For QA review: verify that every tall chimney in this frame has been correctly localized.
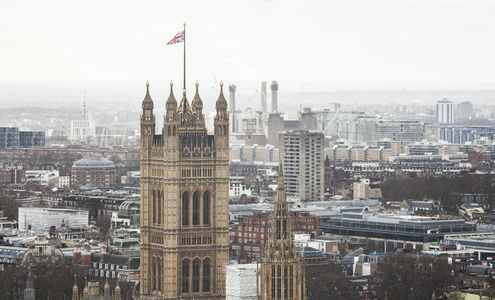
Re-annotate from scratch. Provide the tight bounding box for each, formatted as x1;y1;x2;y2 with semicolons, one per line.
261;82;267;112
228;84;236;111
270;80;278;112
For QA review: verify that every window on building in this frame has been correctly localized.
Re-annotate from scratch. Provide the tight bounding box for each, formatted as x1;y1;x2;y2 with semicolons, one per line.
193;191;200;226
192;258;200;293
203;191;210;225
203;258;211;292
182;259;190;294
182;192;189;226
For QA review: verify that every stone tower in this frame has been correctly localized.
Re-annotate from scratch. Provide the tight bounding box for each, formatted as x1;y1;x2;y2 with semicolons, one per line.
259;165;305;300
140;80;229;298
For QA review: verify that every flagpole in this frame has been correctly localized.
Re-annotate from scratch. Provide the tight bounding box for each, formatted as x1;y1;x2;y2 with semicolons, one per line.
183;22;186;91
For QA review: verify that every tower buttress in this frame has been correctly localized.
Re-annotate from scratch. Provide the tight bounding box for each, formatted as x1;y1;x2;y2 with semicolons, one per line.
140;81;156;146
191;81;205;127
164;81;179;139
214;81;229;152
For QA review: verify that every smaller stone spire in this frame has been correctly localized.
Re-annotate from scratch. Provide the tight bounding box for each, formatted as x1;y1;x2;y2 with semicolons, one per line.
114;281;122;300
104;277;111;297
215;81;228;110
141;81;153;109
82;276;89;299
277;161;285;201
191;81;203;109
72;274;79;300
166;81;177;107
23;266;35;300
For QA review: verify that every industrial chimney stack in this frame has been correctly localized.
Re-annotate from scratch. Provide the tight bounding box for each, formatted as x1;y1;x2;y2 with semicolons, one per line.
261;81;267;112
229;84;236;111
270;80;279;113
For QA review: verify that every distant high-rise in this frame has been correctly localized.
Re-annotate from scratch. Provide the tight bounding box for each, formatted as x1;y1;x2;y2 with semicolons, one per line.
436;99;455;124
229;84;239;133
261;81;267;112
271;80;279;113
280;130;324;201
0;127;45;149
0;127;19;149
19;131;45;148
229;84;236;111
457;101;473;120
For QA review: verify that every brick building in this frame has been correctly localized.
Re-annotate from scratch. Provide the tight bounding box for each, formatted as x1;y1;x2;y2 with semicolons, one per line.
71;156;118;187
230;211;319;262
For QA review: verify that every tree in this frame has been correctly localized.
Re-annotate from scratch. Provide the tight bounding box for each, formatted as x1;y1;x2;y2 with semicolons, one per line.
0;193;18;221
0;264;28;299
95;214;112;241
306;264;356;300
373;253;457;300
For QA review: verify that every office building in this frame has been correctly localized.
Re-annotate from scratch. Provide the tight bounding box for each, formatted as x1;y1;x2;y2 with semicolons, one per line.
19;131;45;148
436;98;455;124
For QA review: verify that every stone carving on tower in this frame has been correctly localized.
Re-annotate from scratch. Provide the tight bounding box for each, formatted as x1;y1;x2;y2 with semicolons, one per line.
140;80;229;299
259;165;306;300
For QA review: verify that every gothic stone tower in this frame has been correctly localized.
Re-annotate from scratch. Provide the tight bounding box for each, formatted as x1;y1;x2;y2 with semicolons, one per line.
140;80;229;299
259;165;305;300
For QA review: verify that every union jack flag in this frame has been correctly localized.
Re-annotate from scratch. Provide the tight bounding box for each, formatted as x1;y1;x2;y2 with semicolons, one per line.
166;30;185;45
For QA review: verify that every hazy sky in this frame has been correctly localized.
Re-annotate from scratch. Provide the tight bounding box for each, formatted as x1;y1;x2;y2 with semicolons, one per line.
2;0;495;93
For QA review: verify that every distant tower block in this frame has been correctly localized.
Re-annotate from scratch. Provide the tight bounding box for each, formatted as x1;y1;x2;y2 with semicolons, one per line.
271;80;279;112
261;81;267;112
229;84;236;111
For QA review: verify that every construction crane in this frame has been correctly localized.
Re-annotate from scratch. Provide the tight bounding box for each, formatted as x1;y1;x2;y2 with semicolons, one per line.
62;126;80;145
322;107;342;137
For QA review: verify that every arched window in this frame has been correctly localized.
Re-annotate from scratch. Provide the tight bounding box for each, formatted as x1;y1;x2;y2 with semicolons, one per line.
152;256;156;292
152;190;156;224
192;258;201;293
193;191;200;225
182;259;190;294
203;191;210;226
276;220;281;239
173;126;177;136
283;220;287;239
157;257;162;292
182;192;189;226
168;126;171;136
203;258;211;292
158;190;162;225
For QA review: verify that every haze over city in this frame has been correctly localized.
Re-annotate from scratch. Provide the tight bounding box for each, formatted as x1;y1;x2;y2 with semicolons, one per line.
2;0;495;111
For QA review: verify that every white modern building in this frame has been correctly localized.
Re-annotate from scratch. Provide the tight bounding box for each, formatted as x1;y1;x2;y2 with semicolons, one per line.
24;170;59;187
18;207;89;231
280;130;324;201
229;177;252;198
436;98;455;124
226;263;258;300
